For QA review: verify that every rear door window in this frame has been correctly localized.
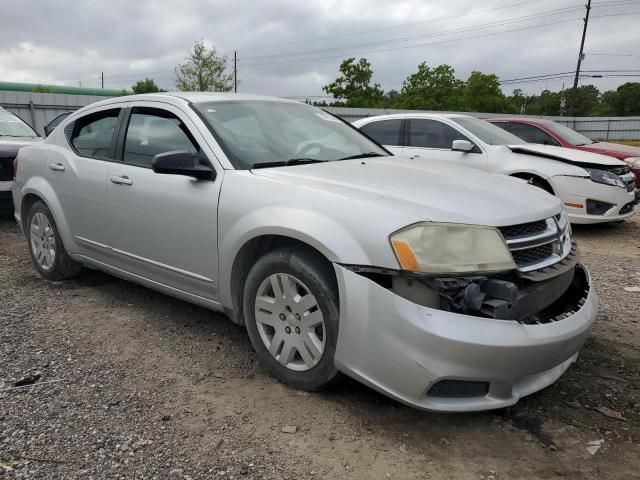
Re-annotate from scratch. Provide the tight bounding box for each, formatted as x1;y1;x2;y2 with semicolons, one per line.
70;109;121;160
123;108;200;167
360;119;402;146
509;123;560;146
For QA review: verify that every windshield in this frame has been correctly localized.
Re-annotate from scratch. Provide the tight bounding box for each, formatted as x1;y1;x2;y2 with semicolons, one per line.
546;121;593;146
0;109;39;138
193;101;388;169
452;116;525;146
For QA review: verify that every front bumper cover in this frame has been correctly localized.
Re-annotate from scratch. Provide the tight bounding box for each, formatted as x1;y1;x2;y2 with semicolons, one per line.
333;264;597;412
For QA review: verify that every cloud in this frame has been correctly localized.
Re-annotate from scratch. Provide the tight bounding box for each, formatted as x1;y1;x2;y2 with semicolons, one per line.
0;0;637;96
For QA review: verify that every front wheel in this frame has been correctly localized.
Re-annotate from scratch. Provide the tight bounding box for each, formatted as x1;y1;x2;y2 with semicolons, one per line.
243;247;340;391
26;201;81;281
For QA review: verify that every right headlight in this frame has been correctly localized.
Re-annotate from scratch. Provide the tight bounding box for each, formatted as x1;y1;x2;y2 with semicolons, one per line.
587;168;626;189
390;222;516;274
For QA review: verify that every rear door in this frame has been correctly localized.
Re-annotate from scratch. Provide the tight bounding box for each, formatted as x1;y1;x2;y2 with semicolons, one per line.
358;118;404;155
402;118;487;170
53;106;125;262
104;103;222;300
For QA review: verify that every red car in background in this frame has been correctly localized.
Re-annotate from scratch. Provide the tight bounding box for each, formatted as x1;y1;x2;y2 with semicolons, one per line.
489;117;640;187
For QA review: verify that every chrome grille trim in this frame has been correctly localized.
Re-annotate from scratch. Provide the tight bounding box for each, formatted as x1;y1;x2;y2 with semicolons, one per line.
499;214;572;273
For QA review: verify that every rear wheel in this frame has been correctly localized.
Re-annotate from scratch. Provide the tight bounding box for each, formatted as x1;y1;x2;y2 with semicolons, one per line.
26;201;81;281
243;247;340;391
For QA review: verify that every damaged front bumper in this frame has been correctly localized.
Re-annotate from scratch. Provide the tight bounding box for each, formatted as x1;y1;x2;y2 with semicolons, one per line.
333;263;597;412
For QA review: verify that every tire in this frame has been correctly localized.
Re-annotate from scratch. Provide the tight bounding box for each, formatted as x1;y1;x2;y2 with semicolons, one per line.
26;201;81;281
243;246;340;391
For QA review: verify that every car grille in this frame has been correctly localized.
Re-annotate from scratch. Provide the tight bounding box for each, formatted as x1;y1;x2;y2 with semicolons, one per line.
498;220;547;239
512;243;554;265
499;215;572;272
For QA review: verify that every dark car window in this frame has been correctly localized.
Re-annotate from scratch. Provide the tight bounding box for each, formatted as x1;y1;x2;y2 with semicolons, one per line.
123;108;200;167
509;123;560;146
408;119;468;149
71;109;120;160
359;119;402;146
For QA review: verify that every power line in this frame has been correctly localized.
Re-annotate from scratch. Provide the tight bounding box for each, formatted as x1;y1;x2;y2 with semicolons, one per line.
240;5;584;61
586;52;640;58
241;11;640;68
239;0;550;52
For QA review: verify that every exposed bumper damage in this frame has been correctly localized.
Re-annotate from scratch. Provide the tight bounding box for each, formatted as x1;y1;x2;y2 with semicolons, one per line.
333;261;597;411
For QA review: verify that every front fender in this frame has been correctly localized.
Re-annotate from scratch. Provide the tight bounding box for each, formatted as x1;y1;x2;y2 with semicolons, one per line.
218;206;377;310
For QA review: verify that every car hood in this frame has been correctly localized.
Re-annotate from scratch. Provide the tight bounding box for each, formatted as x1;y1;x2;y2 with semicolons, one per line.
507;143;625;167
251;156;561;226
577;141;640;158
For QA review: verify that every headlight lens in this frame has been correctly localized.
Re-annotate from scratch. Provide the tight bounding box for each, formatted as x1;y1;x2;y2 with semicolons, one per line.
390;222;516;274
588;168;626;189
624;157;640;168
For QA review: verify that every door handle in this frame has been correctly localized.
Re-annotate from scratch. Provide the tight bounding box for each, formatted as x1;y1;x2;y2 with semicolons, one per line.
110;175;133;186
410;154;421;159
48;162;65;171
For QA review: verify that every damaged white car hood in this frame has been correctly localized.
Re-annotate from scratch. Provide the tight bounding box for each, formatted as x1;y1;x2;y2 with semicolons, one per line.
507;144;625;167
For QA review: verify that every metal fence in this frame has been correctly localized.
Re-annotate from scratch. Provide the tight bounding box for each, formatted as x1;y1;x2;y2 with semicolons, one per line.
2;91;640;140
0;91;108;136
324;107;640;140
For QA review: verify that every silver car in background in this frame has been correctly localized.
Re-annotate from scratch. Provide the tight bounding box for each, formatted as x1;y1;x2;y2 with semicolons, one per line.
12;93;597;411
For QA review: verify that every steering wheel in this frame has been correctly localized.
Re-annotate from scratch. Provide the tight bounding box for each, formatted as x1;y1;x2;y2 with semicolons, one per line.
297;142;326;156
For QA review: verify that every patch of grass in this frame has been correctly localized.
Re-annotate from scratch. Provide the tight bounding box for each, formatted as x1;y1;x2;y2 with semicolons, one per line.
609;139;640;147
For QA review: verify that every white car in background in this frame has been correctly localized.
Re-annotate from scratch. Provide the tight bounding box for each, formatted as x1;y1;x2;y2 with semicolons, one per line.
354;114;638;224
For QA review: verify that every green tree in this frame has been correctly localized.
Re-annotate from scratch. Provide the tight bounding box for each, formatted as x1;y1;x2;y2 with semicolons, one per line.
131;78;164;94
322;58;384;107
568;84;600;116
175;40;233;92
608;82;640;115
394;63;466;110
464;71;513;113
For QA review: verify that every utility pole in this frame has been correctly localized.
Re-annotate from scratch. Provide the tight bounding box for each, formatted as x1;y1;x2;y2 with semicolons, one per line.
233;51;237;93
101;71;104;89
568;0;591;116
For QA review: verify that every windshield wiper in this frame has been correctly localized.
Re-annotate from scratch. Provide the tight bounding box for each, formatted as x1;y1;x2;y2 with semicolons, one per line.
0;134;36;138
338;152;386;160
251;158;328;169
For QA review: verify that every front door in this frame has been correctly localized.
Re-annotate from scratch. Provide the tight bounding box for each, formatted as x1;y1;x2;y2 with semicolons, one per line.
104;104;222;301
402;118;487;171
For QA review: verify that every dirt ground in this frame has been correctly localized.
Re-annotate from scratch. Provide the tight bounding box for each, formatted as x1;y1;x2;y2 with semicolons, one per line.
1;213;639;480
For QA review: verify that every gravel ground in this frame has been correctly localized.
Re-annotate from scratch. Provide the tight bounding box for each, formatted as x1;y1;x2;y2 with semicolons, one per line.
1;213;639;479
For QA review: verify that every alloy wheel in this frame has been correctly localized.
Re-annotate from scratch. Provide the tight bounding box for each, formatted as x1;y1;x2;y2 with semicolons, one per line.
254;273;326;371
30;212;56;271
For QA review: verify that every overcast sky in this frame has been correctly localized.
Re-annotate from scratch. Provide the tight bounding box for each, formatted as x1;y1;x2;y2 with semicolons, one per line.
1;0;639;98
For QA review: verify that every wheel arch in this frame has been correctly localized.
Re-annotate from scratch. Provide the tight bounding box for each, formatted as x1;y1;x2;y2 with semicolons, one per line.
20;179;77;253
509;171;555;194
227;234;337;326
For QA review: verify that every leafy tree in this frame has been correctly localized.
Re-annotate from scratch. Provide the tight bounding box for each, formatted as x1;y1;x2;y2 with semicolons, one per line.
607;82;640;116
394;63;466;110
568;85;600;117
175;40;233;92
322;58;384;107
464;71;513;113
131;78;164;94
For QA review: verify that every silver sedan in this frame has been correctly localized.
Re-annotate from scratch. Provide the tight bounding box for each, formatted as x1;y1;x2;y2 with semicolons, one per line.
12;93;597;411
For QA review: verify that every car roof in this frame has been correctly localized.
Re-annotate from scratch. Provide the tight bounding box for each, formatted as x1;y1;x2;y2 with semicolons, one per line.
355;112;473;123
86;92;303;108
488;117;553;126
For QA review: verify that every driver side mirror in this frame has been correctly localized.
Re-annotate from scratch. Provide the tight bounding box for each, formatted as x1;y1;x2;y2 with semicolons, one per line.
452;139;475;152
151;150;215;180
